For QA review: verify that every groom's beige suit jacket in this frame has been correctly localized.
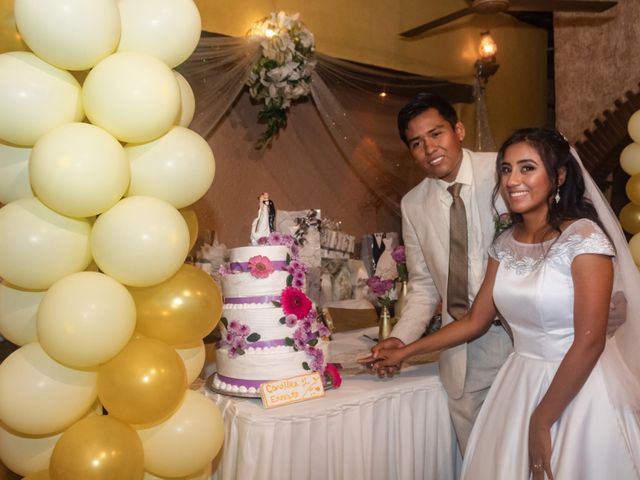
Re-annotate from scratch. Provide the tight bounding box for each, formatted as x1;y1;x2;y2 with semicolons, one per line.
390;149;504;400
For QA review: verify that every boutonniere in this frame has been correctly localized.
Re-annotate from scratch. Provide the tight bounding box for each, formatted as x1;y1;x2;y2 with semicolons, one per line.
494;212;512;234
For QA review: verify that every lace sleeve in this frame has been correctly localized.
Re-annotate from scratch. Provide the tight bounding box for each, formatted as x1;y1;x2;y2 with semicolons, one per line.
558;219;615;264
488;229;510;261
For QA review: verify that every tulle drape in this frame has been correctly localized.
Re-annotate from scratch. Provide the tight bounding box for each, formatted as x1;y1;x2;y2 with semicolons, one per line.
177;35;475;231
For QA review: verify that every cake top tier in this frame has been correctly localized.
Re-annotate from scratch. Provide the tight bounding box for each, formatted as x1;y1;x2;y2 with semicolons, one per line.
229;245;289;264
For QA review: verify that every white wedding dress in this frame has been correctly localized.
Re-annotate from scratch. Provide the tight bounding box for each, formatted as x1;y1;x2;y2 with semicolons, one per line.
461;219;640;479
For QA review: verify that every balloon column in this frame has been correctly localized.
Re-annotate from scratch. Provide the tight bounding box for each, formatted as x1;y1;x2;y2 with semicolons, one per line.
0;1;224;479
620;109;640;266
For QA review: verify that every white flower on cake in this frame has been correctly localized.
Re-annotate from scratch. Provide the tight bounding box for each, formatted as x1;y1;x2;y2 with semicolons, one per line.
247;11;315;147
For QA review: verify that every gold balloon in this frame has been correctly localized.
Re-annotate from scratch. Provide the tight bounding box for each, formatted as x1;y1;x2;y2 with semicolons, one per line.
626;173;640;205
97;338;187;425
179;209;199;252
50;416;144;480
0;2;29;54
619;202;640;235
129;265;222;346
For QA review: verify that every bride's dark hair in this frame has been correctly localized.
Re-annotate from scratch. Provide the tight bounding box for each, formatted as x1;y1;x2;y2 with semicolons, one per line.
491;128;602;233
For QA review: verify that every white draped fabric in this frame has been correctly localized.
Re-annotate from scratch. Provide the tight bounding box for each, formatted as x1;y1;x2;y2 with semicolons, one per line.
202;327;461;480
177;35;475;247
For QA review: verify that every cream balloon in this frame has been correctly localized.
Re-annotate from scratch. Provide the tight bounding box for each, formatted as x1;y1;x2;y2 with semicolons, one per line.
628;110;640;144
174;71;195;127
37;272;136;368
0;342;98;435
126;127;215;208
0;424;62;477
175;341;206;385
136;391;224;478
83;52;180;144
117;0;201;68
620;143;640;176
0;198;92;290
0;141;33;204
30;122;130;217
0;282;46;346
0;51;83;146
144;465;211;480
14;0;120;71
91;196;190;287
629;233;640;265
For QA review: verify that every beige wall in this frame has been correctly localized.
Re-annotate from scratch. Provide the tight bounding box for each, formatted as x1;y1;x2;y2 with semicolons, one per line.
194;0;548;146
555;1;640;143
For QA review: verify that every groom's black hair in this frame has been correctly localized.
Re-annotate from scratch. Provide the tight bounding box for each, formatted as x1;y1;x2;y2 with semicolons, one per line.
397;93;459;146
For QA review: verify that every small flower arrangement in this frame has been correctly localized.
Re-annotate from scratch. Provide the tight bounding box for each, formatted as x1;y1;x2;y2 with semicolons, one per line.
219;318;261;358
391;245;408;283
324;363;342;388
494;212;512;235
257;232;300;259
247;11;316;148
367;275;396;308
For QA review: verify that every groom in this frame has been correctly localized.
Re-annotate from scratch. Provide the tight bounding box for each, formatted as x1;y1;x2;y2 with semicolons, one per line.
370;93;512;453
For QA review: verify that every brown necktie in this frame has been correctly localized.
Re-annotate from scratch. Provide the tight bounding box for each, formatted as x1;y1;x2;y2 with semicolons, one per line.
446;183;469;321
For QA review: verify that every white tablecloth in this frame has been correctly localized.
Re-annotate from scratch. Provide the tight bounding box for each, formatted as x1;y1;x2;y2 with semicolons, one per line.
203;327;461;480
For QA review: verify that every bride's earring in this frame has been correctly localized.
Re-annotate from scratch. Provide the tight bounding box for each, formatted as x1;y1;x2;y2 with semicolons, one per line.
554;186;561;204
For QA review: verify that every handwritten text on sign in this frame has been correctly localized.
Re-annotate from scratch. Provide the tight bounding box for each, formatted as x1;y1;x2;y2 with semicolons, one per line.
260;372;325;408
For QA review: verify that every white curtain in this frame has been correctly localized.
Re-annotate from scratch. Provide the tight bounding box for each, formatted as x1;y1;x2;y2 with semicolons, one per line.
177;35;474;247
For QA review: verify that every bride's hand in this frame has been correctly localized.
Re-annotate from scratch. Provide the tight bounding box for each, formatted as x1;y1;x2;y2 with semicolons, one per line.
528;410;554;480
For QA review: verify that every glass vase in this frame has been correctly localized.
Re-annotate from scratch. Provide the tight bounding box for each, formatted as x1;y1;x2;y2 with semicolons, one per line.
378;304;392;341
394;280;408;320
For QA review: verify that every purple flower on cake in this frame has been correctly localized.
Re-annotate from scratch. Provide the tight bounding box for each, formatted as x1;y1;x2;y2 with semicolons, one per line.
281;286;312;319
218;264;232;276
219;317;261;358
248;255;275;278
287;260;307;274
293;278;305;289
290;244;300;257
309;348;324;373
285;313;298;327
318;323;331;337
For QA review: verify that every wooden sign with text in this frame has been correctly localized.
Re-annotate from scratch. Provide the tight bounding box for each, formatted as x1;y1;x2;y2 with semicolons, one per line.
260;372;325;408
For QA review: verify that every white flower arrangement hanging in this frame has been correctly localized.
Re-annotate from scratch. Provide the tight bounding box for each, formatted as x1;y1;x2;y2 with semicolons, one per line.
247;12;316;148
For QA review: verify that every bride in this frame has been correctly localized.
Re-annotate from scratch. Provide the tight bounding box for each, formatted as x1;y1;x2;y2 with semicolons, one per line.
361;128;640;479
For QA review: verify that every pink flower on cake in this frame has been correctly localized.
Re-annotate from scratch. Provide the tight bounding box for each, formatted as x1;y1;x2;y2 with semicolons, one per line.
324;363;342;388
248;255;274;278
281;286;312;319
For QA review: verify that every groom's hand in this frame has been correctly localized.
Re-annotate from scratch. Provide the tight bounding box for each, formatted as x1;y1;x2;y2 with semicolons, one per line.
372;337;405;377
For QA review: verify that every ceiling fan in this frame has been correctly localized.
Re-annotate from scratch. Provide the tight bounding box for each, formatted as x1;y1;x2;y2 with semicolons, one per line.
400;0;617;37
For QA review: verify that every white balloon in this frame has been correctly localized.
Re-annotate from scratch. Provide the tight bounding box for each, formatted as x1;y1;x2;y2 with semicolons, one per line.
14;0;120;71
0;198;92;290
83;52;180;143
0;282;46;346
91;196;190;287
37;272;136;368
126;127;215;208
30;122;130;217
0;343;98;435
0;52;83;146
136;391;224;478
628;110;640;144
0;141;34;204
174;71;195;127
118;0;201;68
0;424;62;477
175;341;206;385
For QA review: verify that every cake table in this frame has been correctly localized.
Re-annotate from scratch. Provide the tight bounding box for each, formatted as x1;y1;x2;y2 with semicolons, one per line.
201;326;461;480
